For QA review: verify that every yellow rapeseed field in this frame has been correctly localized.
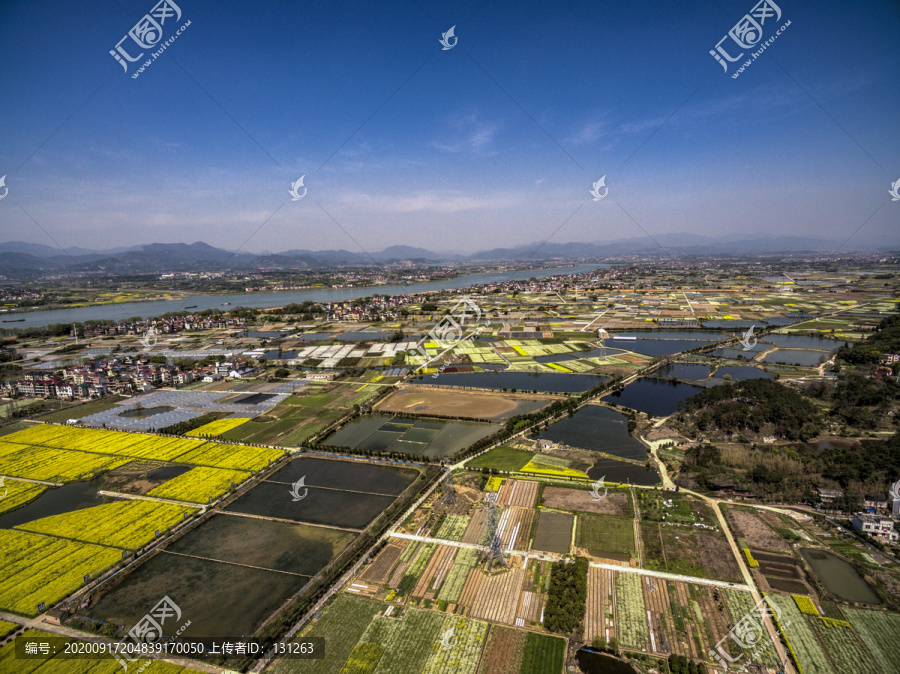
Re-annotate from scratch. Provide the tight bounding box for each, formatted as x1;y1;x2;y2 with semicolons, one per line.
186;417;250;437
148;466;250;503
175;441;282;471
0;530;121;616
0;443;130;482
16;501;196;549
0;479;47;515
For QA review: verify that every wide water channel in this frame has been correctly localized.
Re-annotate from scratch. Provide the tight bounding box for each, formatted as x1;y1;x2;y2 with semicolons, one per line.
2;264;604;328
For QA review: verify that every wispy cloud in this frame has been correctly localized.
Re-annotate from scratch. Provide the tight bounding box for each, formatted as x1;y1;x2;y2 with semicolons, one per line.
346;190;517;213
431;112;502;155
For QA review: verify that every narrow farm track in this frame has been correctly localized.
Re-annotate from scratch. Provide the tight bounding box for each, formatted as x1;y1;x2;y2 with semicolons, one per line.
96;489;202;508
160;549;313;577
219;509;361;533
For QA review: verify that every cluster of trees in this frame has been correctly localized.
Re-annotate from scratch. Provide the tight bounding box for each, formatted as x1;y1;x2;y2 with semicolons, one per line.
682;379;821;441
667;654;707;674
837;312;900;364
158;411;227;436
544;557;589;634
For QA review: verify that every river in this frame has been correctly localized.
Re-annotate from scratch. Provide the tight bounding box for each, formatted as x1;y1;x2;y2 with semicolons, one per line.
2;264;604;329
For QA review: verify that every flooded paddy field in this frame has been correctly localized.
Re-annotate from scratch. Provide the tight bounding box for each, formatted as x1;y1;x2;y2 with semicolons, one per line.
323;414;500;458
225;480;395;529
712;365;776;381
167;513;355;576
84;551;305;640
761;349;832;367
268;456;418;496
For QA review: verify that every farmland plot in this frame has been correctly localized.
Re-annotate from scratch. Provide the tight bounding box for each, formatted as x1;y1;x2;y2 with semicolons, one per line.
541;486;633;517
16;501;196;549
271;594;382;674
477;626;525;674
521;632;566;674
499;507;534;552
148;466;250;503
422;615;488;674
469;567;526;625
0;480;46;515
413;544;457;597
532;511;573;554
0;530;120;616
809;614;880;674
436;548;478;604
722;590;779;668
0;443;130;482
397;543;437;593
434;514;470;541
516;591;543;626
497;480;539;508
371;609;446;674
361;544;404;584
642;575;670;654
615;572;649;650
585;566;616;644
576;514;635;558
765;594;831;674
844;607;900;674
462;507;490;545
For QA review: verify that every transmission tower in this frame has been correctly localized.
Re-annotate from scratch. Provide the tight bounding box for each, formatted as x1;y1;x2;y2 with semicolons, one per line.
480;502;508;569
440;469;456;506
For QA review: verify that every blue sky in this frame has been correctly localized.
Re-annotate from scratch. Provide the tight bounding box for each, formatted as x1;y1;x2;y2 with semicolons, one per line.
0;0;898;254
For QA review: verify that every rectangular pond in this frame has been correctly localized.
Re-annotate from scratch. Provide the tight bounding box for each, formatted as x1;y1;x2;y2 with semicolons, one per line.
323;414;500;458
427;371;607;393
603;378;704;416
537;405;648;462
268;456;418;496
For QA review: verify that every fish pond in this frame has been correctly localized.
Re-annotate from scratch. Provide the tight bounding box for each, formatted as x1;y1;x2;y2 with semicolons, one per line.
323;414;500;458
651;363;713;380
0;477;108;529
761;349;831;366
430;371;606;393
800;548;881;604
537;405;647;461
712;366;776;381
616;339;714;357
604;378;704;416
587;458;659;486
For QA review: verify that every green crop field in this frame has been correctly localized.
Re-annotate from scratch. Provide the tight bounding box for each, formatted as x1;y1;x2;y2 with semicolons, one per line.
576;514;635;557
845;607;900;673
466;446;534;472
520;632;566;674
615;572;648;650
272;595;383;674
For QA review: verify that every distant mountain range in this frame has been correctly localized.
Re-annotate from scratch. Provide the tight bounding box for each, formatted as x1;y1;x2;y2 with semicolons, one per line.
0;235;894;277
